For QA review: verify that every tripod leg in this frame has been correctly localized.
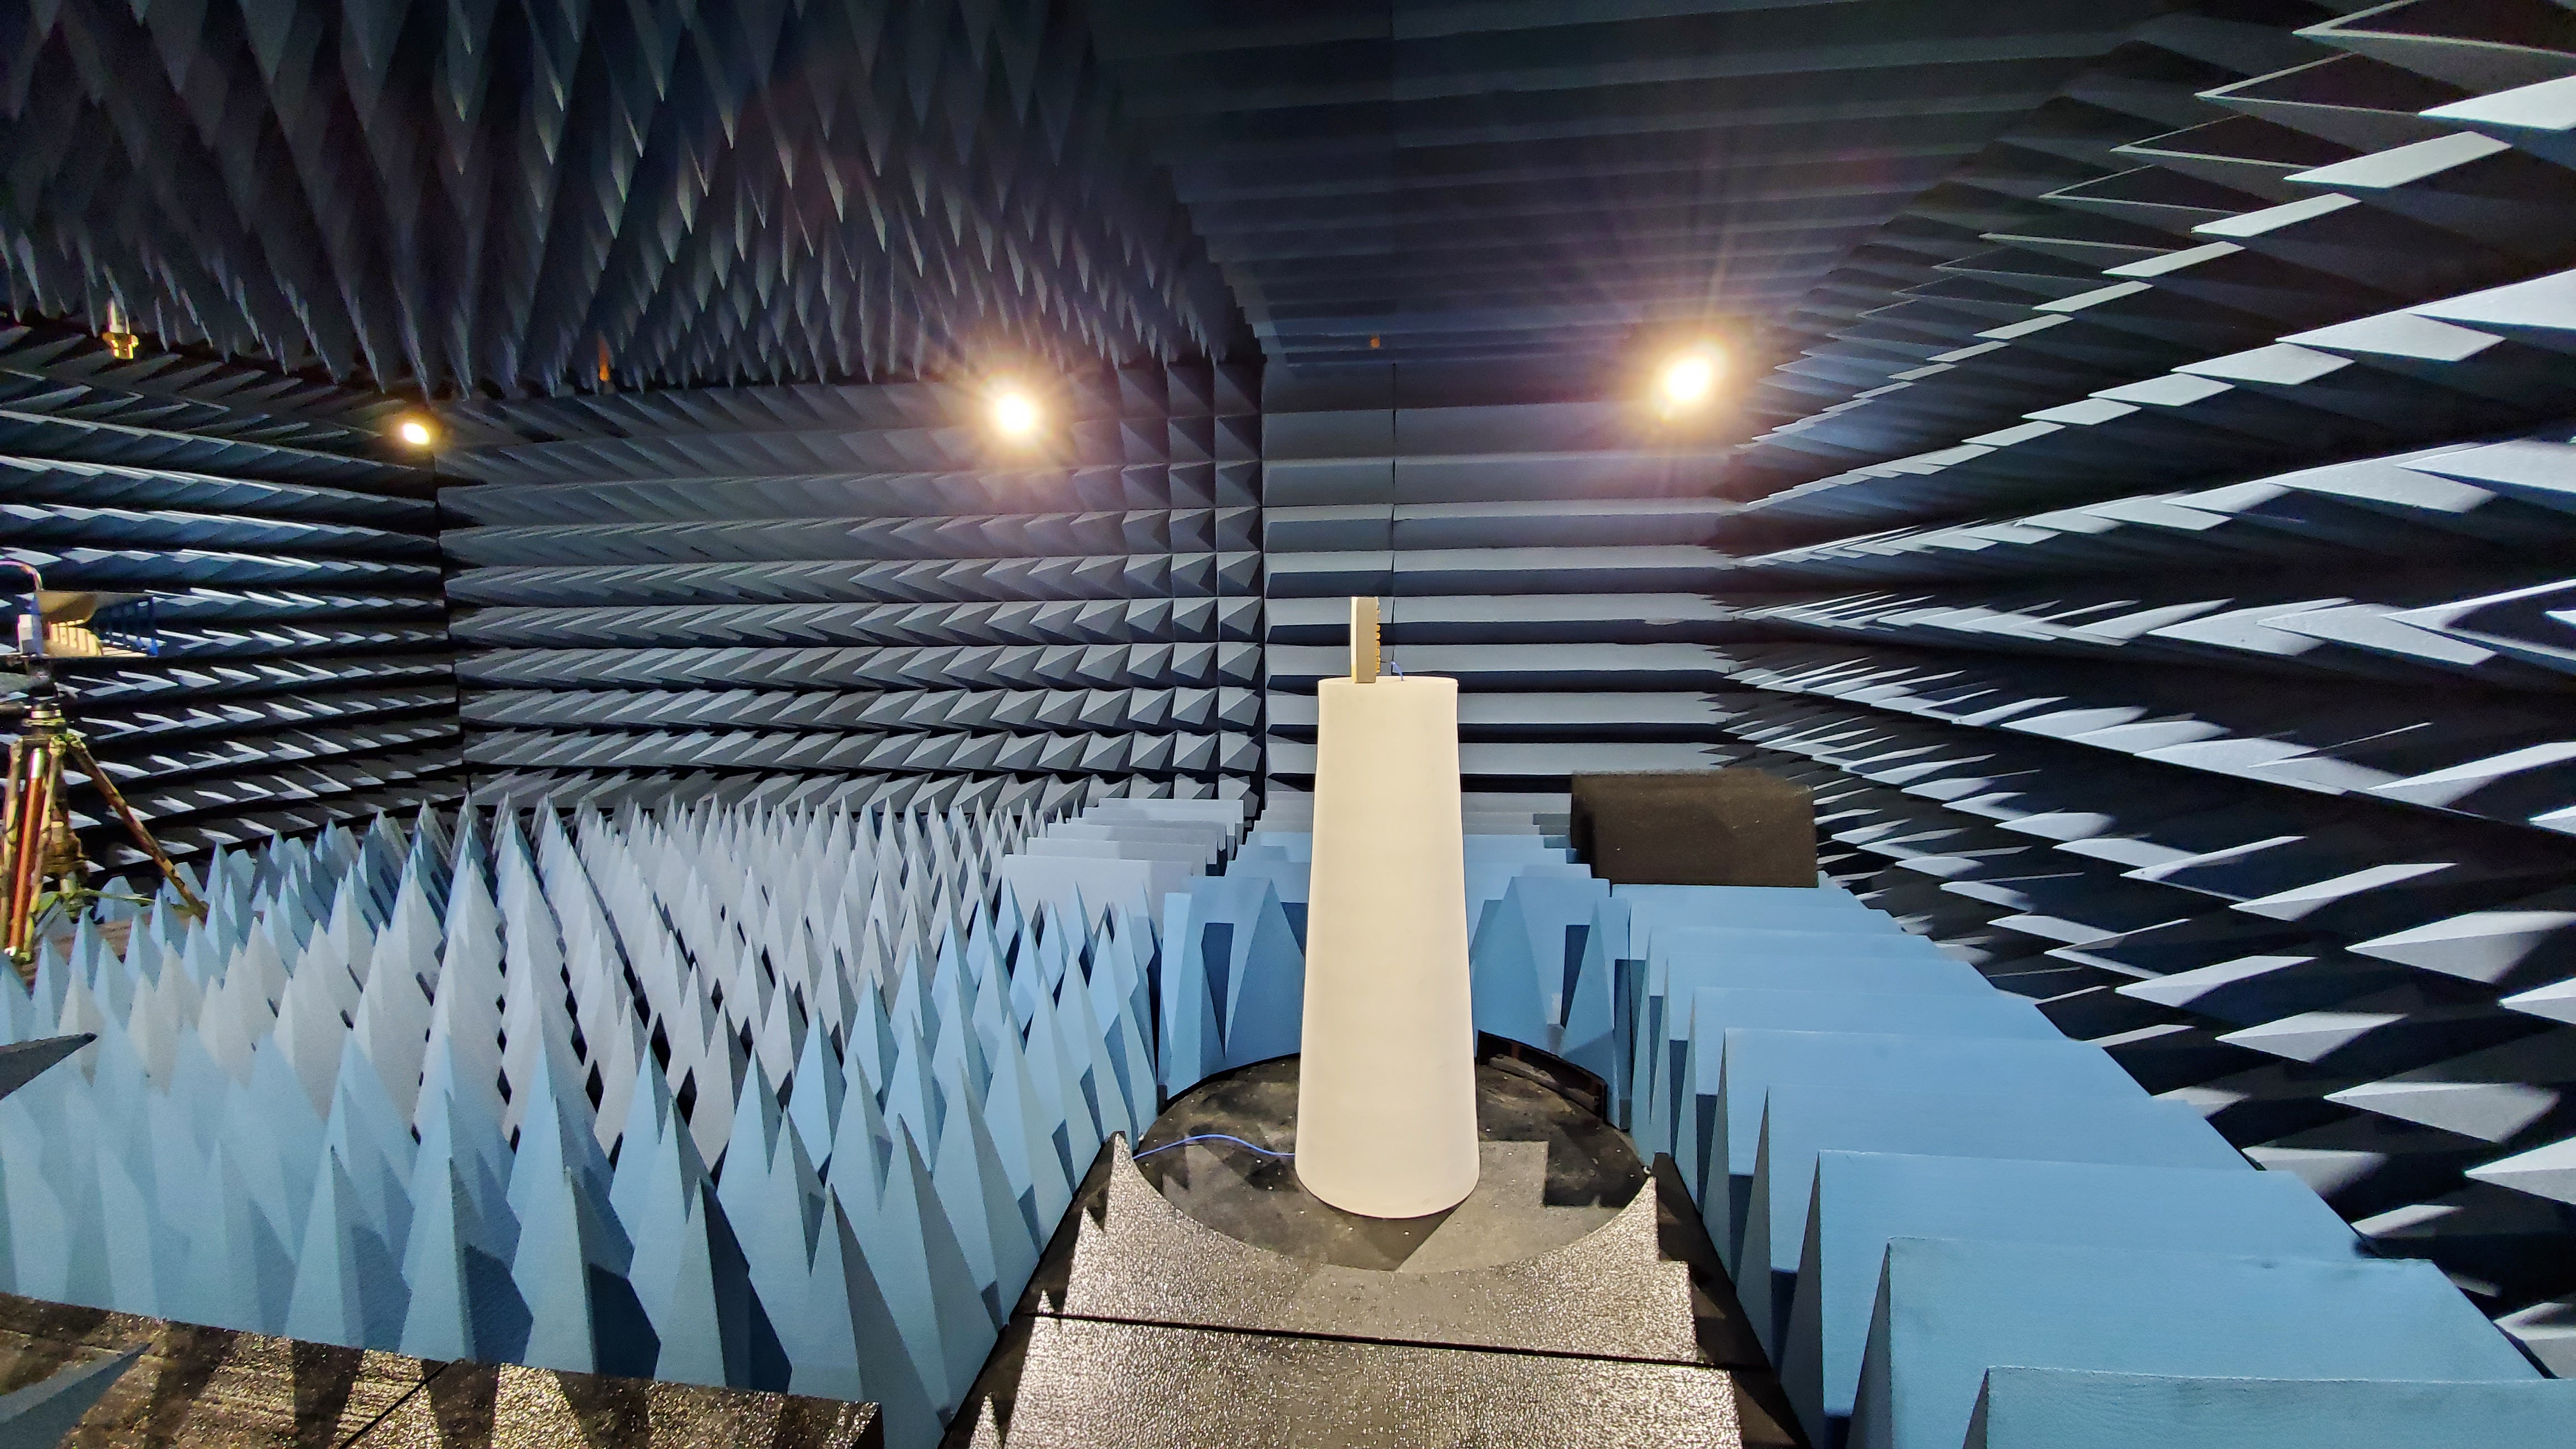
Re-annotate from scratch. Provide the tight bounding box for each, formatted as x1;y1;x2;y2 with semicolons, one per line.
5;737;55;965
1;735;21;927
62;735;204;922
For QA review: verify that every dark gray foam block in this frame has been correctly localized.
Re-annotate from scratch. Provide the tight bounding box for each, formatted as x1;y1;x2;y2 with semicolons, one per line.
1570;771;1816;889
0;1037;92;1105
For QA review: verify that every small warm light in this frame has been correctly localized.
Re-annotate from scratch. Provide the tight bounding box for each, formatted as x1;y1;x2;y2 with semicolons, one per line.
394;415;438;449
1659;348;1722;409
990;388;1041;440
102;299;139;360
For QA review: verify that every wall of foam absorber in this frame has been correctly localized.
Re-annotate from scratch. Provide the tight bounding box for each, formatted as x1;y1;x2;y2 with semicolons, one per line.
1216;0;2576;1361
1160;794;2565;1443
0;323;460;863
1695;3;2576;1349
438;368;1265;806
0;797;1215;1448
2;0;2574;1408
1258;364;1744;789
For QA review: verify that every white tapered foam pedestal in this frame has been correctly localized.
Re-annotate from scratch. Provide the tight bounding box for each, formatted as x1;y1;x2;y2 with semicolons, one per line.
1294;675;1481;1218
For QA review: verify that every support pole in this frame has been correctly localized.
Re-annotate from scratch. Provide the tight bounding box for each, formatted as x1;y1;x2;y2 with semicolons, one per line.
1294;598;1479;1218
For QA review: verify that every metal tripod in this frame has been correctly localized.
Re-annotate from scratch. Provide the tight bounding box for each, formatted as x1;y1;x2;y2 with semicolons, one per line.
3;570;204;972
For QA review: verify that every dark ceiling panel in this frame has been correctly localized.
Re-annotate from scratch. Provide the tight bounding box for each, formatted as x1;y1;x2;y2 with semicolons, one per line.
0;0;1247;396
1083;0;2184;364
0;1;2374;391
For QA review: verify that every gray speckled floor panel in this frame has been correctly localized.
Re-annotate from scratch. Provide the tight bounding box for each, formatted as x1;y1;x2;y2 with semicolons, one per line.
946;1053;1804;1448
1063;1133;1708;1363
0;1291;879;1447
960;1318;1744;1449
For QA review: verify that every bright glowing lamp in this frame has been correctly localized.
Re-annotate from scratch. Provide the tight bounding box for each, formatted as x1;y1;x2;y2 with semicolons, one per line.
1659;348;1721;409
991;389;1041;439
394;415;438;449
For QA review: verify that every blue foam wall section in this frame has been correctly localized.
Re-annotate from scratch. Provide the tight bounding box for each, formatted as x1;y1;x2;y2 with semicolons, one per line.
1965;1368;2576;1449
438;368;1265;803
6;0;2576;1393
1257;365;1742;789
1687;18;2576;1352
1168;796;2553;1443
1854;1239;2535;1449
1216;8;2576;1348
1783;1155;2366;1443
0;321;460;864
0;793;1228;1448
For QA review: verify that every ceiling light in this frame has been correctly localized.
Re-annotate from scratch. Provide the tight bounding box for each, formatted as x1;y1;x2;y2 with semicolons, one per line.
991;388;1041;440
394;415;438;449
1659;348;1721;410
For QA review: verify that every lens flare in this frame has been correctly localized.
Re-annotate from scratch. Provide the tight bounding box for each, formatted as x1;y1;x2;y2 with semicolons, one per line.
1659;349;1720;409
991;389;1041;439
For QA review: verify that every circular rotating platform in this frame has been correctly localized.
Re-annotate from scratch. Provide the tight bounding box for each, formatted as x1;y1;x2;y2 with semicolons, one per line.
1132;1048;1647;1272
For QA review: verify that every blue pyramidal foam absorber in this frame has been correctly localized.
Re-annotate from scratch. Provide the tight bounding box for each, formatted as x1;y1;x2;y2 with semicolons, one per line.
0;792;1234;1449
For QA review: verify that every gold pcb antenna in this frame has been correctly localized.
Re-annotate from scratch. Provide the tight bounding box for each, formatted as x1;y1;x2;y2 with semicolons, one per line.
1350;595;1381;683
